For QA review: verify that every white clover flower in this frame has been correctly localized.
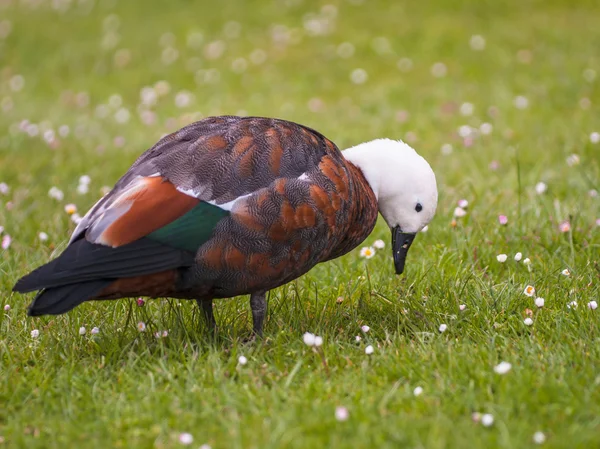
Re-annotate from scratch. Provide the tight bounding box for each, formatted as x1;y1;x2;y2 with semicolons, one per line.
178;432;193;445
365;345;374;355
413;386;423;396
137;321;146;332
459;304;466;311
2;235;11;250
535;182;547;194
441;143;453;155
79;326;86;335
48;186;64;201
567;301;578;310
238;355;248;365
535;297;545;308
361;325;370;333
496;254;508;263
359;246;376;259
590;132;600;144
355;335;361;342
457;199;469;208
588;301;598;310
460;102;474;116
38;232;49;242
0;182;9;195
373;239;385;249
514;252;522;262
91;327;100;335
523;258;531;266
524;317;533;326
335;406;349;422
439;324;447;333
31;329;39;338
533;431;546;444
566;154;580;167
314;336;323;347
4;304;10;311
524;285;535;297
303;332;316;346
481;414;494;427
561;269;570;276
493;361;512;374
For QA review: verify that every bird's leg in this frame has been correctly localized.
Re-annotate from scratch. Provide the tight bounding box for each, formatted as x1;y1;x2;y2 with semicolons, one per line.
250;291;267;337
196;298;216;331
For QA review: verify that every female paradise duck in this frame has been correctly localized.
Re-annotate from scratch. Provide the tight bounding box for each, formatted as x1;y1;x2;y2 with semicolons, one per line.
13;116;438;336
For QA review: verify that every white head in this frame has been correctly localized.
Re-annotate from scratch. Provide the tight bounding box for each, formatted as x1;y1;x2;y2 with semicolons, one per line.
342;138;438;233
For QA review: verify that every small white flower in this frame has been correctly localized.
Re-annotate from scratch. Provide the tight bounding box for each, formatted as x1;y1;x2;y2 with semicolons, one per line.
413;386;423;396
438;324;447;333
591;132;600;144
38;232;49;241
314;336;323;347
77;184;89;195
373;239;385;249
566;154;580;167
137;321;146;332
71;213;82;224
365;345;374;355
524;285;536;297
469;34;486;50
533;431;546;444
479;122;493;135
459;304;466;311
355;335;361;342
457;199;469;208
162;330;168;338
535;297;545;308
567;301;578;310
91;327;100;335
588;301;598;310
493;361;512;374
178;432;193;445
64;203;77;214
514;95;529;109
335;406;349;422
350;68;368;84
561;269;570;276
361;325;370;333
496;254;508;263
31;329;39;338
238;355;248;365
431;62;447;77
0;182;9;194
2;235;11;249
523;258;531;266
459;102;474;116
303;332;316;346
535;182;548;194
524;317;533;326
4;304;10;311
481;413;494;427
514;252;522;261
441;143;453;155
453;207;467;218
48;186;64;201
359;246;376;259
79;326;86;335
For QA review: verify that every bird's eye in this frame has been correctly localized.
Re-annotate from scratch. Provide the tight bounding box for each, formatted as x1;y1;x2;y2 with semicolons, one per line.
415;203;423;212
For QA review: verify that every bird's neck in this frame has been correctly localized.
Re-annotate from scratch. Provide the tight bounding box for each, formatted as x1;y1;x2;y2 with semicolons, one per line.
326;161;379;261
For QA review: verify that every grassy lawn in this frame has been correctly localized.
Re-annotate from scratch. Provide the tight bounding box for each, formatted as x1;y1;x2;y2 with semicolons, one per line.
1;0;600;447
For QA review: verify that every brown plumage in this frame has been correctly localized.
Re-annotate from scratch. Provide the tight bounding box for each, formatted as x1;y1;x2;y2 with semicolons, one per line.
13;116;383;335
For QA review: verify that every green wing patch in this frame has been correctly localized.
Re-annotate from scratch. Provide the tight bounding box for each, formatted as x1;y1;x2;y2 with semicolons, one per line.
147;201;229;252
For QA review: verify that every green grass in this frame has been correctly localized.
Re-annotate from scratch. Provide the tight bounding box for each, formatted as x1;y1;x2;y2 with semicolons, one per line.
1;0;600;447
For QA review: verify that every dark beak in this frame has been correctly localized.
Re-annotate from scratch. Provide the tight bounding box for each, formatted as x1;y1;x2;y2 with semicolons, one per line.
392;226;417;275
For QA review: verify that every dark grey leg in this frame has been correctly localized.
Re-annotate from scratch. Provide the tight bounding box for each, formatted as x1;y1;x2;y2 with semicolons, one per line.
197;299;216;331
250;291;267;337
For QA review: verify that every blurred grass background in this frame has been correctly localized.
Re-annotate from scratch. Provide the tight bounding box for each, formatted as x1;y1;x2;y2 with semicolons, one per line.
1;0;599;448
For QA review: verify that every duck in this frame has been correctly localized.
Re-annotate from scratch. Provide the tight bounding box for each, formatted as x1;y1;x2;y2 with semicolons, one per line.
13;116;438;336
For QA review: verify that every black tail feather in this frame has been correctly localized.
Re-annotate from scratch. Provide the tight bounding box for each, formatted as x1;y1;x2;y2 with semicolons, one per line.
27;280;112;316
13;237;194;293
